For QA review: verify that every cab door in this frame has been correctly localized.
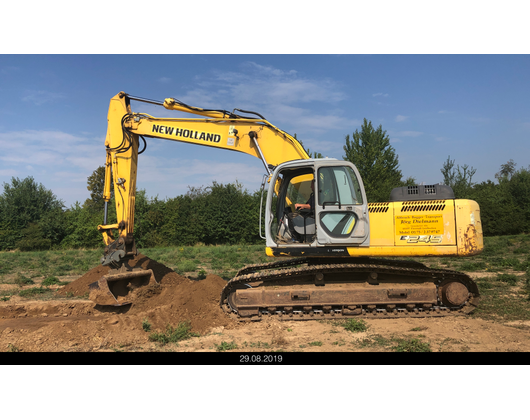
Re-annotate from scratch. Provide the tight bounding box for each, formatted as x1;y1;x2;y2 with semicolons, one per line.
314;161;370;246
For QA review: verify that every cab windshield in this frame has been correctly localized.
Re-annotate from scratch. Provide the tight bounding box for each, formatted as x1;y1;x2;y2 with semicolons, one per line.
317;166;363;206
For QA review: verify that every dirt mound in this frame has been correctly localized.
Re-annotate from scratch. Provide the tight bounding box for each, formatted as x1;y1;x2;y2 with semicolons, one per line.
57;265;109;297
56;253;236;334
57;253;173;297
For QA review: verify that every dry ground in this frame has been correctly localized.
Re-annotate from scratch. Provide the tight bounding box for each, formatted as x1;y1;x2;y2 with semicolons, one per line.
1;254;529;354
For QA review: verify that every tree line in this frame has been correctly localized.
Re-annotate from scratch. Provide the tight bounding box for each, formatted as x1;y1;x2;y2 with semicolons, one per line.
0;119;528;251
0;177;262;251
441;157;530;236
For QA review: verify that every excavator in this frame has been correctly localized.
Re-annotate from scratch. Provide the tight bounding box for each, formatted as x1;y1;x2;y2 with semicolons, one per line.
88;91;483;320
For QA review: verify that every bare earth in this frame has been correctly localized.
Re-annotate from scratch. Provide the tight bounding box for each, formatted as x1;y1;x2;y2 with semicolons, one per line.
1;254;529;354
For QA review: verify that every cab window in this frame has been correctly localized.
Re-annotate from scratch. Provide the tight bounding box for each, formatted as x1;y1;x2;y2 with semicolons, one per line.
318;166;363;206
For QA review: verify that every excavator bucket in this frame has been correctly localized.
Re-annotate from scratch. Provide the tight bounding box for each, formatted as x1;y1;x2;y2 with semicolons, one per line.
88;269;158;306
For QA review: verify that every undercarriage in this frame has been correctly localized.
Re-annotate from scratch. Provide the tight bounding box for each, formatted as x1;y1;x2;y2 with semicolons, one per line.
220;257;480;321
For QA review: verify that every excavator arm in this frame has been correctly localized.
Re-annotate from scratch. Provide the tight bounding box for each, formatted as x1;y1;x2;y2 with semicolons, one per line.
97;92;309;268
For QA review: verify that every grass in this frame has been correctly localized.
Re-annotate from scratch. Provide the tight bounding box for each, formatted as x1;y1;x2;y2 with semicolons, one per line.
471;274;530;321
215;341;238;352
353;334;432;352
148;321;199;344
14;273;35;286
2;235;528;354
5;235;524;283
0;244;268;296
342;319;368;333
241;341;271;349
0;248;103;280
18;287;52;297
411;233;530;323
1;273;71;300
131;244;268;279
392;338;432;352
41;276;68;286
142;318;151;332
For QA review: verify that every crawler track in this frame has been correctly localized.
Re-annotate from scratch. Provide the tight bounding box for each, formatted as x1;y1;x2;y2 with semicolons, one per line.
220;258;480;321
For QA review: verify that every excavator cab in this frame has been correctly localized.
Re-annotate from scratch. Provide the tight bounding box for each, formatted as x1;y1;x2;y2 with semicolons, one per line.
265;159;370;255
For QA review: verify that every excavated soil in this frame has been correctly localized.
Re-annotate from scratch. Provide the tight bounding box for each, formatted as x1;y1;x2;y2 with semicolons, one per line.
56;253;234;333
2;254;530;353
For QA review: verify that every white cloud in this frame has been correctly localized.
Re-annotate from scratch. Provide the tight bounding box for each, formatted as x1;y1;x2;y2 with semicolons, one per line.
137;155;265;196
159;63;352;140
158;77;171;83
0;168;19;176
372;93;389;97
270;80;342;104
243;62;298;78
173;89;223;109
265;103;360;133
299;138;342;155
395;115;409;122
0;129;106;206
0;129;103;178
184;61;346;112
21;90;65;105
52;171;90;183
0;129;99;151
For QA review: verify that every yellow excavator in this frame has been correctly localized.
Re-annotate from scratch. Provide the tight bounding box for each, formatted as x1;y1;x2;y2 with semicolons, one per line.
88;91;482;320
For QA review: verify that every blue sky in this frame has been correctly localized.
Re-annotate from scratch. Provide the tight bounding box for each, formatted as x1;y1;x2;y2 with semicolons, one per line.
1;54;529;207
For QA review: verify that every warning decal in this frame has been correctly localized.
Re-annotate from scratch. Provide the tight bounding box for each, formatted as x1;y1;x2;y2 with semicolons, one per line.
396;214;443;236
